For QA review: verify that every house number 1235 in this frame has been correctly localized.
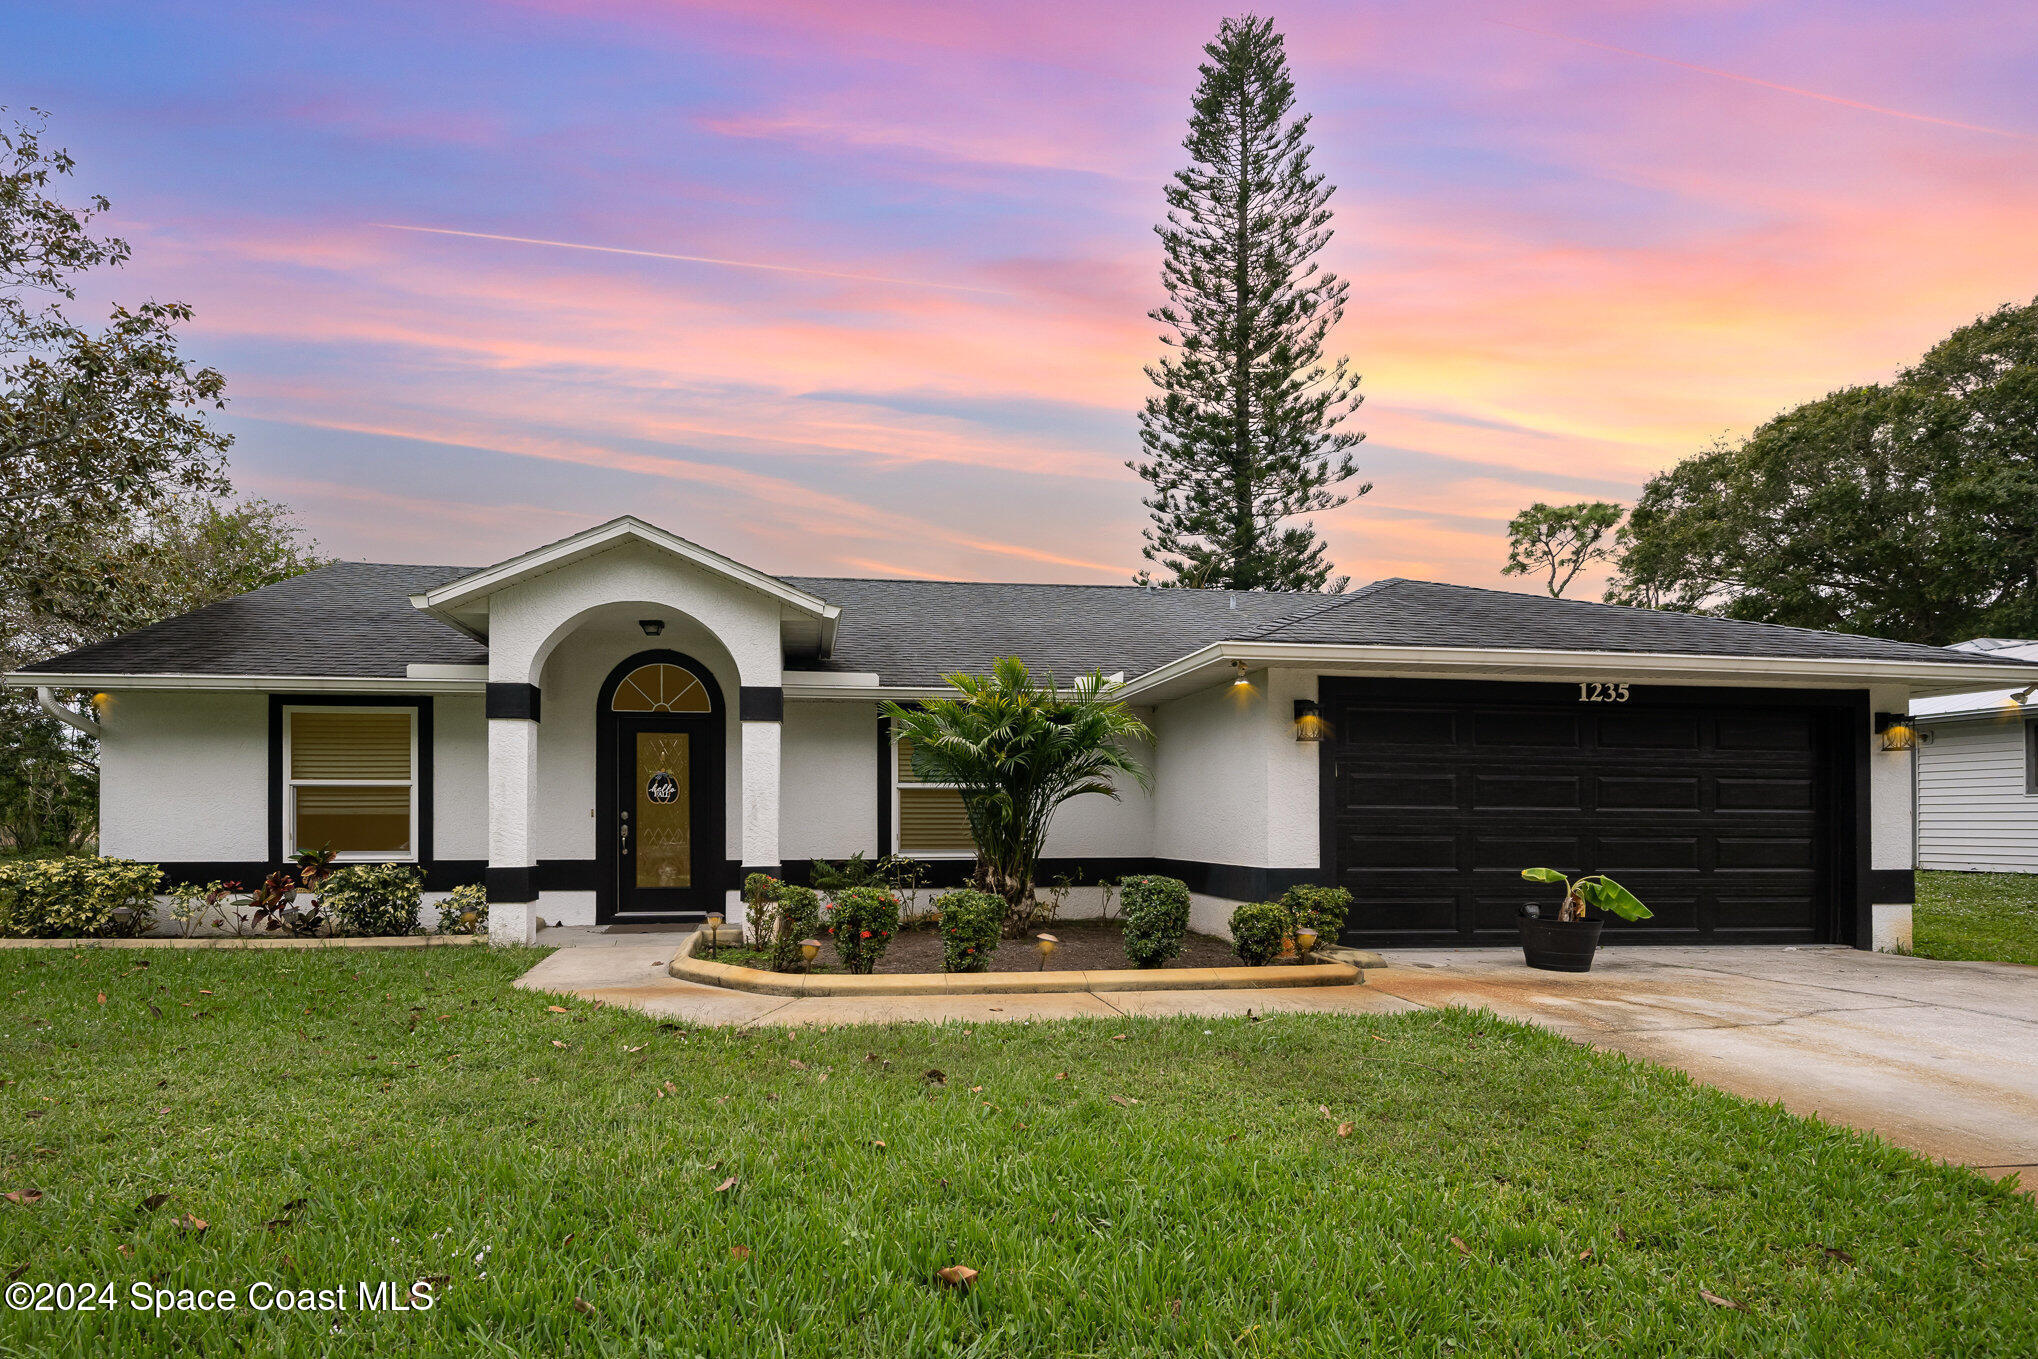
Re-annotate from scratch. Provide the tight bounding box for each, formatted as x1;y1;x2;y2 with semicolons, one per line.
1578;682;1631;703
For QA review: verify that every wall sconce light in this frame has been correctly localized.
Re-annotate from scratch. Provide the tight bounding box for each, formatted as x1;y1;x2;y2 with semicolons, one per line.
2015;686;2037;705
1874;713;1918;752
1293;698;1328;742
638;618;665;636
1231;660;1251;687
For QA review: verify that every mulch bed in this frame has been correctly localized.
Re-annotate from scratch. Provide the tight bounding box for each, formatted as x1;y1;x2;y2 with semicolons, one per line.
715;918;1283;974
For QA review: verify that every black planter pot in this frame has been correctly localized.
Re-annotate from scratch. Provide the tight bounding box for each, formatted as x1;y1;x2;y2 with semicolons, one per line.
1519;916;1604;973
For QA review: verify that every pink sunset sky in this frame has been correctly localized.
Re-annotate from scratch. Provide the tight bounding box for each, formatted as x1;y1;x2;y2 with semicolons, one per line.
7;1;2036;590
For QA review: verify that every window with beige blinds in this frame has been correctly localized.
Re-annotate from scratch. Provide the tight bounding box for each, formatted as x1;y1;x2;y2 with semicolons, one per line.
893;735;975;856
286;708;416;858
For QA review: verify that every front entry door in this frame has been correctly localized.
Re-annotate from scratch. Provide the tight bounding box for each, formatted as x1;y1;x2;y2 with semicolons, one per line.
598;651;728;922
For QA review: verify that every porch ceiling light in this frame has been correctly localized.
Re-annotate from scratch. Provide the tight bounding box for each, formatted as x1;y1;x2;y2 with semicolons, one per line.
638;618;665;636
1292;698;1328;742
1874;712;1918;752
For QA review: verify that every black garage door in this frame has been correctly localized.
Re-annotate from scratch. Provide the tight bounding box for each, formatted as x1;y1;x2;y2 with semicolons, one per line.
1322;679;1852;946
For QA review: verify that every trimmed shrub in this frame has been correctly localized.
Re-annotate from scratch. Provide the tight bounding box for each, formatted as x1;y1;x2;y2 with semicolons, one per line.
936;888;1004;972
1281;884;1351;941
437;883;490;935
0;857;160;938
824;885;901;974
1228;901;1289;966
756;879;822;973
321;863;423;937
1120;874;1190;968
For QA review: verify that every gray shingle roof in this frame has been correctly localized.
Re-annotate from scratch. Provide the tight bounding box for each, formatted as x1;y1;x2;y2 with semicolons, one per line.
1240;578;2029;666
15;562;487;678
784;577;1316;683
15;562;2021;683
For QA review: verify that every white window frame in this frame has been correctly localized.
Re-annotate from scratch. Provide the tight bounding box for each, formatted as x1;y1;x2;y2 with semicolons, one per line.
283;705;420;863
893;740;973;860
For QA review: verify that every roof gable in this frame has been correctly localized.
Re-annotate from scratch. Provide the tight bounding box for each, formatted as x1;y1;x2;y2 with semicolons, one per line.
411;516;839;642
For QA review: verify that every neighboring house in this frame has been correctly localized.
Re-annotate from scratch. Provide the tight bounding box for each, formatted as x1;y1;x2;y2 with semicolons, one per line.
1911;639;2038;874
9;517;2036;952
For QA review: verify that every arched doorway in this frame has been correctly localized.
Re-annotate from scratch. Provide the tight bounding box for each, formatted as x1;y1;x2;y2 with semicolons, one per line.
595;651;727;921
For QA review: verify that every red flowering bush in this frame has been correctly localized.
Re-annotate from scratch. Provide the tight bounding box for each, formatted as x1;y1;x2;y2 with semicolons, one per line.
825;886;900;974
935;889;1004;973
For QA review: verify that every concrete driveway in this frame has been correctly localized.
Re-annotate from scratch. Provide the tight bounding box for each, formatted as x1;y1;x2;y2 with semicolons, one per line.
519;933;2038;1189
1364;945;2038;1190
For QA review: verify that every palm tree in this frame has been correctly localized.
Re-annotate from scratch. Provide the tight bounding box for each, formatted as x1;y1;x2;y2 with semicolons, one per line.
881;659;1152;935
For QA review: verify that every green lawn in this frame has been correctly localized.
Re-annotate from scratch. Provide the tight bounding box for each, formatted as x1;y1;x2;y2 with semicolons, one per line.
1915;870;2038;967
2;948;2033;1357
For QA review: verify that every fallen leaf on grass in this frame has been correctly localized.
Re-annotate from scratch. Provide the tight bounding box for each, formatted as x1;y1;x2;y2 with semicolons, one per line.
97;993;106;1005
1054;1072;1067;1081
870;1140;887;1150
789;1059;808;1070
1319;1105;1333;1121
713;1177;738;1194
174;1213;208;1233
969;1084;983;1093
1109;1094;1139;1107
546;1005;568;1014
148;1004;162;1018
1822;1247;1855;1264
551;1040;568;1049
923;1069;946;1086
2;1190;42;1205
571;1296;594;1315
1336;1122;1353;1138
1448;1236;1471;1256
1578;1248;1594;1262
935;1265;978;1290
138;1192;169;1212
114;1245;131;1259
730;1246;751;1261
1110;1034;1128;1041
1699;1290;1741;1310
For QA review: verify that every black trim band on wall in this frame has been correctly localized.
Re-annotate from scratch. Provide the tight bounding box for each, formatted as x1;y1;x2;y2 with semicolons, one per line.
739;686;784;722
1866;869;1916;904
486;866;538;903
875;712;892;859
268;694;434;871
486;682;541;722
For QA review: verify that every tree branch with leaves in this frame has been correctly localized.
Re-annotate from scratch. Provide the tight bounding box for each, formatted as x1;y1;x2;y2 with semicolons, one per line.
1502;501;1624;598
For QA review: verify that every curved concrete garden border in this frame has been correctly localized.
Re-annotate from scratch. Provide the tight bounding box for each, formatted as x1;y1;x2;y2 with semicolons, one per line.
0;934;488;951
668;930;1362;997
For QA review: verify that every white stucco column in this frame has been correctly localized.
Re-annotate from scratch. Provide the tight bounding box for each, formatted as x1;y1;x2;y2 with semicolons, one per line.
487;713;540;945
736;715;782;924
1867;684;1916;953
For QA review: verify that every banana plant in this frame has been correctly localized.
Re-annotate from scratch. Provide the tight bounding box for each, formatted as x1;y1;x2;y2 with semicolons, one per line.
1521;868;1652;923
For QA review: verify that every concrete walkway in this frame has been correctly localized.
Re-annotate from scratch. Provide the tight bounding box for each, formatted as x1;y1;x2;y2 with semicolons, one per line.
514;936;2038;1189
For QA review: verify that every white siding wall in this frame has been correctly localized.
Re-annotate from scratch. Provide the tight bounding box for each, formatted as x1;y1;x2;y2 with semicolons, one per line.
98;690;269;862
433;694;488;861
781;700;877;861
1916;714;2038;872
1152;668;1317;871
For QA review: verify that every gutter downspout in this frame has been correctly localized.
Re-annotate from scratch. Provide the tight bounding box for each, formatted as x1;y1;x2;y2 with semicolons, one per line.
37;687;102;739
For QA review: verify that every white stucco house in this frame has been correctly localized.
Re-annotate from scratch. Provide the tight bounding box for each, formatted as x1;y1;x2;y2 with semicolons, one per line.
1911;639;2038;873
11;516;2038;951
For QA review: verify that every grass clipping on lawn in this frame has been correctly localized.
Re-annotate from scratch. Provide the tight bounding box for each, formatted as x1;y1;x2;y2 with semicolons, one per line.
0;947;2033;1357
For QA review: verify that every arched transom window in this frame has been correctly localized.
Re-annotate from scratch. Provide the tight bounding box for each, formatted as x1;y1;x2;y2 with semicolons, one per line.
611;662;713;713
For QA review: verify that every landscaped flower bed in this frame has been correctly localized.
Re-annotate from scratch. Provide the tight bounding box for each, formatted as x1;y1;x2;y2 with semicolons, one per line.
671;923;1361;996
714;919;1244;975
